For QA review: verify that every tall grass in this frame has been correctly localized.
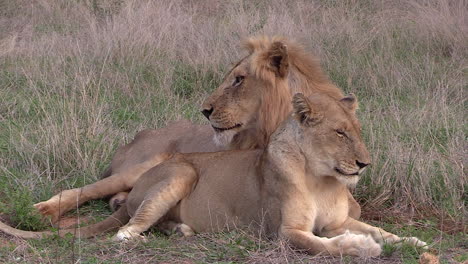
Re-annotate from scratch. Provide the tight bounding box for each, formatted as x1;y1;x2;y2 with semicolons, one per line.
0;0;466;226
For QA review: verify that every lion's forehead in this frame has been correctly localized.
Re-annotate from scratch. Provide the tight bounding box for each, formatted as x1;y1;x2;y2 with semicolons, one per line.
326;113;358;128
325;104;361;132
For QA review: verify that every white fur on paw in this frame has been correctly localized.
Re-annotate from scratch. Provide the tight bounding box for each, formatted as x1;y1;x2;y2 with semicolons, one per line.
402;237;428;249
113;229;146;242
333;230;382;257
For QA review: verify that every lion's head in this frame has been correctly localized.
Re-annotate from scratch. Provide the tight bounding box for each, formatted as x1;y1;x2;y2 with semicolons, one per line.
201;36;344;149
290;93;371;186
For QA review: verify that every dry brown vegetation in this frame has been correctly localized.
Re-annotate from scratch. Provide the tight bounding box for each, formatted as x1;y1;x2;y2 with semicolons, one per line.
0;0;466;263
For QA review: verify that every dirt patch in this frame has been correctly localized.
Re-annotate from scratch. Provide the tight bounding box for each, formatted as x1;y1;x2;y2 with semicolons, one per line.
0;234;14;249
419;252;440;264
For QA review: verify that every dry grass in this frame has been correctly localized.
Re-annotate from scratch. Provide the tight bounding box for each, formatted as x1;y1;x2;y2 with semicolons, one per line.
0;0;466;262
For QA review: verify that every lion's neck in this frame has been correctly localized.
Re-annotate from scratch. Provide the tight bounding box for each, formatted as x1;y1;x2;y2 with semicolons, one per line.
229;128;267;150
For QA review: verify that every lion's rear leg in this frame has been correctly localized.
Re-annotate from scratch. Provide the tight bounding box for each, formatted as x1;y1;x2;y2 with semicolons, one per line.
34;153;171;222
107;152;175;211
114;163;197;241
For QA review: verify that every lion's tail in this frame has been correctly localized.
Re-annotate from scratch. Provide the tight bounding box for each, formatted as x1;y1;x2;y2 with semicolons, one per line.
0;206;130;239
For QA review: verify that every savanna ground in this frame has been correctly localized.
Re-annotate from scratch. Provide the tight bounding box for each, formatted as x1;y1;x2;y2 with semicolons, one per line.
0;0;466;263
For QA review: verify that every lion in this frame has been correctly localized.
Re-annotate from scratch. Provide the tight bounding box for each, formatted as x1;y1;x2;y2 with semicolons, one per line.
29;36;361;224
0;93;427;257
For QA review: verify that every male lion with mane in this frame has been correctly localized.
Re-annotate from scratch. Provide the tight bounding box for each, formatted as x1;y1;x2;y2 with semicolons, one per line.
25;36;361;224
0;93;427;257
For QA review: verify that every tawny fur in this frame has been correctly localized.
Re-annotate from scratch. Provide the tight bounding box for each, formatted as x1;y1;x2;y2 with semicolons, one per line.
109;93;426;257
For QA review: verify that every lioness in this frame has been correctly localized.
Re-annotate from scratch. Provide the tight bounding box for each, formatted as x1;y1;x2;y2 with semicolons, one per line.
31;36;361;223
0;93;427;257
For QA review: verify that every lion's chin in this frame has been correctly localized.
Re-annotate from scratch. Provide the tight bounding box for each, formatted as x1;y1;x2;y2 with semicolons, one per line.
335;175;360;188
211;123;242;132
212;129;238;147
210;123;243;147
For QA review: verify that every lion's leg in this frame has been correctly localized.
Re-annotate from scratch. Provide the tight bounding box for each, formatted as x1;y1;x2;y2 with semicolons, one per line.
114;164;197;241
280;227;381;257
34;153;171;222
321;217;427;249
108;152;177;211
346;190;361;219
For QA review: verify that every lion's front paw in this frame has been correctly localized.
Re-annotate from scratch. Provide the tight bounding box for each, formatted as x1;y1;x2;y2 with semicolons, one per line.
332;231;382;257
401;237;428;249
113;228;146;242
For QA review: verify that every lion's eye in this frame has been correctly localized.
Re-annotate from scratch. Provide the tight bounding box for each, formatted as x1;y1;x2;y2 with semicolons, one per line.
336;129;346;138
233;76;244;87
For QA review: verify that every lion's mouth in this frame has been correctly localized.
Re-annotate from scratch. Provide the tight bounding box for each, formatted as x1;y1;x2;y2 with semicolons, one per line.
212;123;242;132
335;167;361;176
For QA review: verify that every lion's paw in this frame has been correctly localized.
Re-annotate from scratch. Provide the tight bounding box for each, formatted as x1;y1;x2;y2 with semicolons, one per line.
332;231;382;257
401;237;428;249
113;228;146;242
34;201;60;223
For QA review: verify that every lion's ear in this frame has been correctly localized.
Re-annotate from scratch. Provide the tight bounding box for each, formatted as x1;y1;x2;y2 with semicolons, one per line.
246;37;289;79
292;93;322;126
340;93;359;112
265;41;289;78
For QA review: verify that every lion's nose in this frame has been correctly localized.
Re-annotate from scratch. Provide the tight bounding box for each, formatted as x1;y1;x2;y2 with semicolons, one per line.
201;107;214;120
356;160;370;169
